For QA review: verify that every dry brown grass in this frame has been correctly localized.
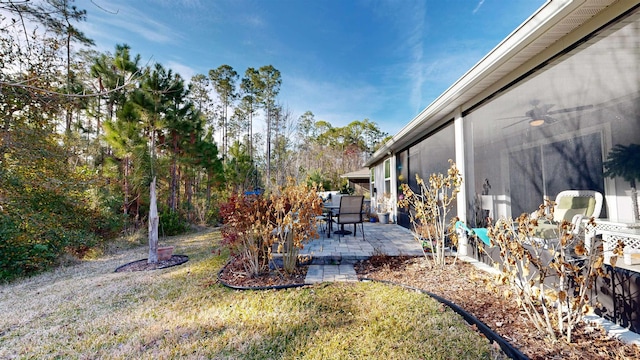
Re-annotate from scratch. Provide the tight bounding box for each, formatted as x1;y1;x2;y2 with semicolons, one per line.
0;228;500;359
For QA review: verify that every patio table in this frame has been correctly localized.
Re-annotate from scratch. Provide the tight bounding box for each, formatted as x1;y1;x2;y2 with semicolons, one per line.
322;205;338;238
322;204;353;237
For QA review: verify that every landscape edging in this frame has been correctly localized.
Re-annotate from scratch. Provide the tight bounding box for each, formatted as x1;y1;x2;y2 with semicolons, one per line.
360;277;529;360
216;259;308;291
114;255;189;272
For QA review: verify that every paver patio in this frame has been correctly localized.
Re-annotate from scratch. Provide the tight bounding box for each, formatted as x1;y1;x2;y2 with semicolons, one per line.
302;222;423;284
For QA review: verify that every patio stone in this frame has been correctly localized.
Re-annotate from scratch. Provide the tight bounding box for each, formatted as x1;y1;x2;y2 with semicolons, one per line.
303;222;422;283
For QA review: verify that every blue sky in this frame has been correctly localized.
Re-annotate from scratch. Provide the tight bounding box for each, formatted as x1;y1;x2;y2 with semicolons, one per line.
77;0;545;135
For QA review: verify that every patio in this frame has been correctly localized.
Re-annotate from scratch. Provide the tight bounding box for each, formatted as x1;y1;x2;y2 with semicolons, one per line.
301;222;424;284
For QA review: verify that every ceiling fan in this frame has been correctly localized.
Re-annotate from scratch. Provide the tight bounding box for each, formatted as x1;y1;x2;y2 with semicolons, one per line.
501;100;593;129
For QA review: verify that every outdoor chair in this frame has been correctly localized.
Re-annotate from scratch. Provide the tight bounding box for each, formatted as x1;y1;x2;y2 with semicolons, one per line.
316;205;331;236
333;195;365;240
533;190;603;242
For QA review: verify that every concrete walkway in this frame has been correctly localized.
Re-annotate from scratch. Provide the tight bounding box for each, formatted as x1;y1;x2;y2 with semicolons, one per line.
302;222;423;284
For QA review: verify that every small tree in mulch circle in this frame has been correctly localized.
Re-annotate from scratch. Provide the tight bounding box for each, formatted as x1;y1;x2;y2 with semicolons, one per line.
398;160;463;270
148;176;160;264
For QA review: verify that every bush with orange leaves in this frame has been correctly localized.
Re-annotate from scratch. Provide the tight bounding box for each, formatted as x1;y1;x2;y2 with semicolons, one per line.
220;179;323;276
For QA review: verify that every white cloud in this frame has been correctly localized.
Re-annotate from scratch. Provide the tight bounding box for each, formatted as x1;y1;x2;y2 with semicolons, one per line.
283;74;384;126
79;0;182;45
385;1;427;113
241;14;266;28
166;61;196;81
417;50;486;106
473;0;486;14
151;0;205;8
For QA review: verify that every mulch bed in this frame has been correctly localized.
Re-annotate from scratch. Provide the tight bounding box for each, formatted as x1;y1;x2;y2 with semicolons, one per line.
354;255;640;360
115;255;189;272
218;256;308;288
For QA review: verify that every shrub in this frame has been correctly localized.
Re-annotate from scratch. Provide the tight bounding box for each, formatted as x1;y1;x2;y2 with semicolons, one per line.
376;192;394;214
398;160;462;269
159;210;188;236
205;199;222;226
0;184;109;281
219;193;272;276
484;202;624;343
271;178;323;273
219;179;323;276
306;170;331;191
339;180;355;195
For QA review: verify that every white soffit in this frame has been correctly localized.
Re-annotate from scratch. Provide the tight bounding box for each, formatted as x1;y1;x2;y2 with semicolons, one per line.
366;0;626;166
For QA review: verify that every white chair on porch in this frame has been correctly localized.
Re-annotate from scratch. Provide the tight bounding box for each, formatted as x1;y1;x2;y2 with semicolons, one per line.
532;190;603;249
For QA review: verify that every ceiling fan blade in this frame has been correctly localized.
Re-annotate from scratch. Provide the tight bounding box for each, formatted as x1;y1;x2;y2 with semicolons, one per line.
540;103;555;113
496;115;528;121
547;104;593;115
502;118;529;129
499;103;592;129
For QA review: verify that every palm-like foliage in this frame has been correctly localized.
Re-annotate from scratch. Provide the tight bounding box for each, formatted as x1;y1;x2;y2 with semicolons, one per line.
604;143;640;220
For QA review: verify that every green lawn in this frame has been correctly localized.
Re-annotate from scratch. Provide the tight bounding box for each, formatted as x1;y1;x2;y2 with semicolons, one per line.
0;229;498;359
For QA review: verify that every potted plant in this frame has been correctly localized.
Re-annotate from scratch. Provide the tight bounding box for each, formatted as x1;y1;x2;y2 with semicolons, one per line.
604;143;640;222
376;192;393;224
157;245;175;261
339;181;355;195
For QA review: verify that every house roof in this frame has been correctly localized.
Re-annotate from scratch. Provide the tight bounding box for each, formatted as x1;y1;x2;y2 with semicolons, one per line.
365;0;633;167
340;168;370;180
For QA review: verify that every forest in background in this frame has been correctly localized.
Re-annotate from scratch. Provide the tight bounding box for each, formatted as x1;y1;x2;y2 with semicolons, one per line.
0;0;390;280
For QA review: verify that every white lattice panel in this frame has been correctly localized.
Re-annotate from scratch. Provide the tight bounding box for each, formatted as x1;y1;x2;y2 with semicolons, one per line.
590;221;640;255
596;222;640;232
603;234;640;251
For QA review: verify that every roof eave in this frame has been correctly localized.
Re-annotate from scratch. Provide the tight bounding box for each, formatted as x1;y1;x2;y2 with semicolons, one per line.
365;0;618;167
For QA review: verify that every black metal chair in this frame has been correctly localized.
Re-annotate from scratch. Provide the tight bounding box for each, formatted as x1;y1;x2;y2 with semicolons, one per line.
333;195;365;240
316;210;330;236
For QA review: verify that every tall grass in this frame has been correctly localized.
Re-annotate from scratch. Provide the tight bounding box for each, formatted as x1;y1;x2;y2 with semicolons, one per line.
0;229;497;359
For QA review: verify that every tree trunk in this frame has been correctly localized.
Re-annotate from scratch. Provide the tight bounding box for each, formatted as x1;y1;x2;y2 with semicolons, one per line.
95;95;101;138
249;106;253;162
266;106;271;188
185;169;193;212
224;102;227;161
176;165;182;212
169;160;177;211
148;176;159;264
123;156;129;215
631;180;639;221
206;171;212;206
65;30;72;134
169;132;179;212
